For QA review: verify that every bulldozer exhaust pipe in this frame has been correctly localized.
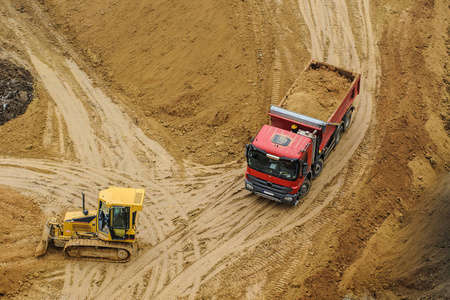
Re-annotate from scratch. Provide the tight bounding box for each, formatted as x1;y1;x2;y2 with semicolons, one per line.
82;192;88;215
82;192;85;210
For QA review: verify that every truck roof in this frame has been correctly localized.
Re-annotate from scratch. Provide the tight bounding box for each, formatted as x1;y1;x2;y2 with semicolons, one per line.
253;125;310;159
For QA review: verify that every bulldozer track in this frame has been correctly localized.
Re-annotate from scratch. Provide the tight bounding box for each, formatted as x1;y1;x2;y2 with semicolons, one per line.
64;238;134;262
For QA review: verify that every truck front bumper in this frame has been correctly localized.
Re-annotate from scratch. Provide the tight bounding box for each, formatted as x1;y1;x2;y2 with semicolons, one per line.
245;178;299;205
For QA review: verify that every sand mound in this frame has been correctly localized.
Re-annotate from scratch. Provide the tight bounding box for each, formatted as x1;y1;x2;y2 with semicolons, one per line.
284;68;352;121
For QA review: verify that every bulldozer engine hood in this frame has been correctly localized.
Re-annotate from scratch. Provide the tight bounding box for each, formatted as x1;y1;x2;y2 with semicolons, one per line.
64;210;96;222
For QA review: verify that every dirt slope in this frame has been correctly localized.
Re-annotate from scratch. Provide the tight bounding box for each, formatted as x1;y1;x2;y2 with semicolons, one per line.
281;0;450;298
0;186;63;298
0;0;448;299
340;174;450;299
336;0;450;297
42;0;309;165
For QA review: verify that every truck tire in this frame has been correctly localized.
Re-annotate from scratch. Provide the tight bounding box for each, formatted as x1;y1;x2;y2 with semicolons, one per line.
298;178;311;199
343;110;353;131
312;158;324;179
335;125;343;146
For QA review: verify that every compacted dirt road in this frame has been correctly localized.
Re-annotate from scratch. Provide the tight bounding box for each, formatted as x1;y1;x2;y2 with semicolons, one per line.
0;0;448;299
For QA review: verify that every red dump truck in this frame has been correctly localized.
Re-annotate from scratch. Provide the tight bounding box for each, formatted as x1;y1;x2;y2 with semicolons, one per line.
245;59;361;205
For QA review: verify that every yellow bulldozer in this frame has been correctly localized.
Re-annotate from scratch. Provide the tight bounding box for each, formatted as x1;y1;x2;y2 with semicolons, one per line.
35;186;145;262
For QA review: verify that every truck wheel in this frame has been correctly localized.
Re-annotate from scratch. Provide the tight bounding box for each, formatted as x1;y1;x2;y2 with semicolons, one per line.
312;159;324;179
335;125;343;146
343;110;353;131
298;179;311;199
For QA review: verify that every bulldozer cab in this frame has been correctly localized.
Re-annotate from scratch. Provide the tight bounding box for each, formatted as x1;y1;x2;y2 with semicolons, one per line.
97;187;145;242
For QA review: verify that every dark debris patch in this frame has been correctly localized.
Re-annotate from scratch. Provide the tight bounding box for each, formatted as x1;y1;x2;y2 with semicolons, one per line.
0;59;34;125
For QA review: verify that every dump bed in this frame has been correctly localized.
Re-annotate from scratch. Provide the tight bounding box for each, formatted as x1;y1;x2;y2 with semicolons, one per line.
269;60;361;152
279;60;360;124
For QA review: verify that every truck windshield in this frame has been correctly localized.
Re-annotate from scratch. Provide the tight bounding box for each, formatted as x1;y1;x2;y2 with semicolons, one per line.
247;147;299;181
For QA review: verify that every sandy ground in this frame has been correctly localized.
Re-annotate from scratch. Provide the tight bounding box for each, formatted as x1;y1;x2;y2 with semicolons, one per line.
0;0;448;299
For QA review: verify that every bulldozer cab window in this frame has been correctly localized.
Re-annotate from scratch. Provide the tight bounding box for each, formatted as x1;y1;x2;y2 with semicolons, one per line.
132;211;137;227
98;200;109;234
110;206;130;239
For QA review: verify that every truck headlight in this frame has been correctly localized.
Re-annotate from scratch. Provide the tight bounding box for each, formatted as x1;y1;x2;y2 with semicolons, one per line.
246;183;254;190
283;196;293;202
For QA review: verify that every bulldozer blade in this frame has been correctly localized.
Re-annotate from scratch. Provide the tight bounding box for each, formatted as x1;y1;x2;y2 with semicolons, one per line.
35;219;52;257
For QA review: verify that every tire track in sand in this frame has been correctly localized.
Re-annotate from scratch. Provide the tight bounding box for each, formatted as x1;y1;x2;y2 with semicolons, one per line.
146;0;380;298
0;0;379;299
2;0;177;179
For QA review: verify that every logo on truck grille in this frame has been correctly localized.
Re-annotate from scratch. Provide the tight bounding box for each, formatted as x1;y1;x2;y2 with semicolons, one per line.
266;182;273;188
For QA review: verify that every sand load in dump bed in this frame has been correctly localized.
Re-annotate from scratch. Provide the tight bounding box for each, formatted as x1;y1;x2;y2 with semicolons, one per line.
283;67;353;121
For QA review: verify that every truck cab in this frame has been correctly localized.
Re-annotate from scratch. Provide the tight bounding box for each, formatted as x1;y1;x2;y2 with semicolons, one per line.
245;122;314;205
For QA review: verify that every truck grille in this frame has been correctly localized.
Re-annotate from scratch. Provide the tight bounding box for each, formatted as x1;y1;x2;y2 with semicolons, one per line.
248;175;293;194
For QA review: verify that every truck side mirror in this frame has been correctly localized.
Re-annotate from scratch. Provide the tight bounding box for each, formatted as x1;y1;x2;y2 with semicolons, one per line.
245;144;250;158
302;163;309;177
